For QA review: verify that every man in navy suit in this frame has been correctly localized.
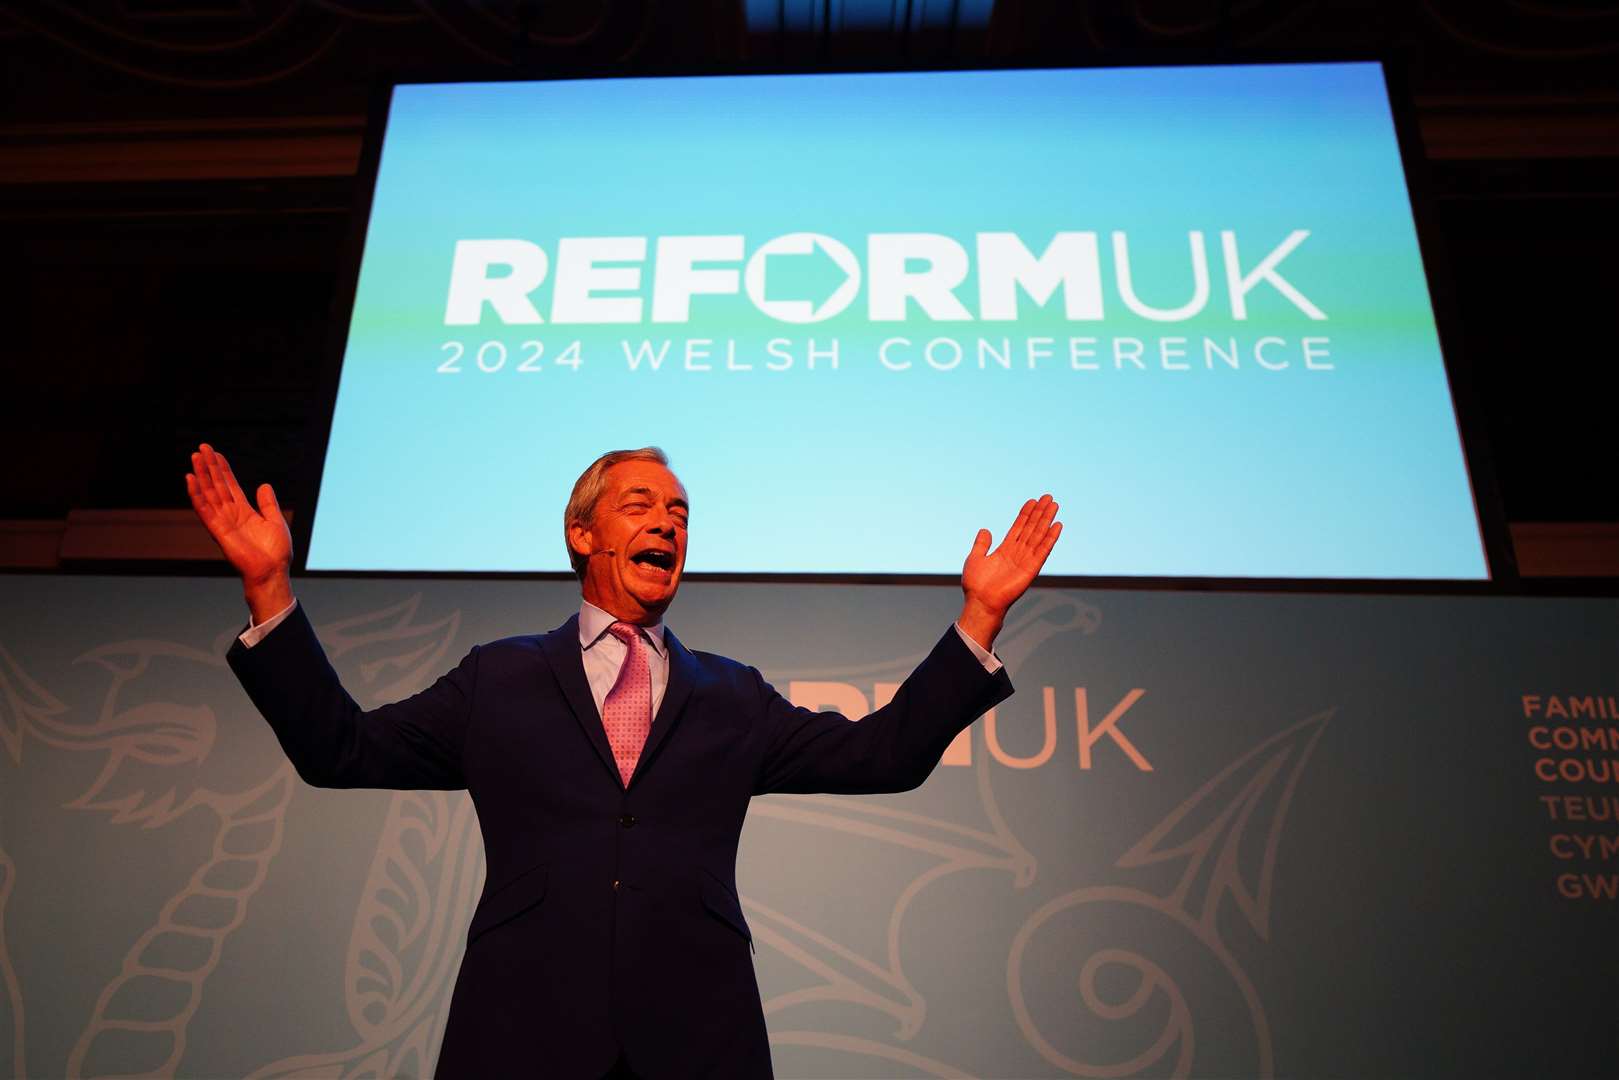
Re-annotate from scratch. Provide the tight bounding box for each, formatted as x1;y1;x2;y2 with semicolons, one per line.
187;443;1062;1079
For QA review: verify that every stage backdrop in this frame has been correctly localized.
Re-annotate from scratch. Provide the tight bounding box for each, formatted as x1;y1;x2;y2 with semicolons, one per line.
1;574;1615;1078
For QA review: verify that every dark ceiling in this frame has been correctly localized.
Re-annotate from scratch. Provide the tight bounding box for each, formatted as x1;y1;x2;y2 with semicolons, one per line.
3;0;1617;523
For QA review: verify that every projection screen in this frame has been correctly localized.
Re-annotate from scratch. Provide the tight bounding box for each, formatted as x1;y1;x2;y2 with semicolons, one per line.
302;61;1494;581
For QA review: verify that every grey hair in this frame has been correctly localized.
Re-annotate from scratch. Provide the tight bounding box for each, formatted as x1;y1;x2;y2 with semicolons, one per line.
563;446;670;579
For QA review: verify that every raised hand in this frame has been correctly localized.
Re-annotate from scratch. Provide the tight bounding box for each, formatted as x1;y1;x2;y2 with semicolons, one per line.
185;443;294;622
957;494;1062;651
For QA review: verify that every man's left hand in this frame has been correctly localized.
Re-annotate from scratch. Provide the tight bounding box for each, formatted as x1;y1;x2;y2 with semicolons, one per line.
957;494;1062;652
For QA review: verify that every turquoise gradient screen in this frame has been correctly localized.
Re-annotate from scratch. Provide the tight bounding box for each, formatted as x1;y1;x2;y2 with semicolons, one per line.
307;63;1490;579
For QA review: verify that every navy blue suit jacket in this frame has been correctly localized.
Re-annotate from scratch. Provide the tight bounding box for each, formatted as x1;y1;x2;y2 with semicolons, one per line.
227;604;1013;1079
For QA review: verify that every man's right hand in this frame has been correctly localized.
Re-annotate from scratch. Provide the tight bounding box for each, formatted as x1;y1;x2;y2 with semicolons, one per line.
186;443;295;624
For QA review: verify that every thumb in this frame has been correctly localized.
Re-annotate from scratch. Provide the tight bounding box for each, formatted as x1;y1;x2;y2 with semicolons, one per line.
968;528;992;561
256;482;286;526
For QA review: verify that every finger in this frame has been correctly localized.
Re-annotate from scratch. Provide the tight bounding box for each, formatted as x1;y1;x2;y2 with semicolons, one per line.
1034;519;1063;563
257;483;286;527
1014;494;1051;547
184;472;213;523
214;448;250;508
1028;498;1059;547
200;445;233;508
1006;498;1036;548
191;451;224;514
968;528;991;562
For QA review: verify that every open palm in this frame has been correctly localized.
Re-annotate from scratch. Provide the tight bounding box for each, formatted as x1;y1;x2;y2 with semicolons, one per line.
185;443;291;585
961;494;1062;615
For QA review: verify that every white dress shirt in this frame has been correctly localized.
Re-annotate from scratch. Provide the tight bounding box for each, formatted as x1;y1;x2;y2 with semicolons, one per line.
240;599;1002;708
577;599;670;718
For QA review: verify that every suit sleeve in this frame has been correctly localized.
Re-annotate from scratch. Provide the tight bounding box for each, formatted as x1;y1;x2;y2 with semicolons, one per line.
226;601;474;790
752;626;1013;795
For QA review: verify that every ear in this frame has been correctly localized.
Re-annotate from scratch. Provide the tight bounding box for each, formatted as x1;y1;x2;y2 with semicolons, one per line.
567;521;594;561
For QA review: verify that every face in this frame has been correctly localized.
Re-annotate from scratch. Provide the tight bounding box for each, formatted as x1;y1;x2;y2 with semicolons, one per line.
570;460;689;624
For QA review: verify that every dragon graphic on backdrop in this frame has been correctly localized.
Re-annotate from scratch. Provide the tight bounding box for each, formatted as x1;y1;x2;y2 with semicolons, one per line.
2;589;1331;1078
0;596;460;1079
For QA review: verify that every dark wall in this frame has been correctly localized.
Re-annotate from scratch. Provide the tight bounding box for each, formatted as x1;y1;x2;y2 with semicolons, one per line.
4;0;1616;522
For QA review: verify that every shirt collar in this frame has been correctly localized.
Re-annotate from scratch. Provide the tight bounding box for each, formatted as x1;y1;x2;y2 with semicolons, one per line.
579;599;667;658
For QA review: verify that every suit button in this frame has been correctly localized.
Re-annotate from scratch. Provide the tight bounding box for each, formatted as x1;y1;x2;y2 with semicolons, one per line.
612;879;620;891
619;814;637;828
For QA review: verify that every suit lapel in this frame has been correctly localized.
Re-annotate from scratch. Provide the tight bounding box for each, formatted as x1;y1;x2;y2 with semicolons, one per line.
630;625;696;789
537;615;621;786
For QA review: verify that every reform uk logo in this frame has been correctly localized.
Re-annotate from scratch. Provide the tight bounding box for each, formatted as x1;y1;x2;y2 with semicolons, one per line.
433;230;1336;376
444;230;1326;326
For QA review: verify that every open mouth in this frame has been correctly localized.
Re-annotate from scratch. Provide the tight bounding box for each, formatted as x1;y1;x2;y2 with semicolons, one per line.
630;549;676;572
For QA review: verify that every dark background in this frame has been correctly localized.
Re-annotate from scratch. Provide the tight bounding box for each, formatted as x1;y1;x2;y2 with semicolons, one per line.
4;1;1616;526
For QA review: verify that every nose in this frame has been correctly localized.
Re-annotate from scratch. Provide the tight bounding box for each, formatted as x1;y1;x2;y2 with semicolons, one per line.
649;508;677;536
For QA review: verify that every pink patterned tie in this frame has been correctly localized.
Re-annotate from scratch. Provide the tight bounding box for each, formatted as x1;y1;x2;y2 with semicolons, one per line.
601;621;652;785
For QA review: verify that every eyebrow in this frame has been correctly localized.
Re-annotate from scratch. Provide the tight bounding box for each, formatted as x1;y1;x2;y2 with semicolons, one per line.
619;486;690;512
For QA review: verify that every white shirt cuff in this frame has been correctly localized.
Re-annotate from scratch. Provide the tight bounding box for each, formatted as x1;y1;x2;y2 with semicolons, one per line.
239;599;298;648
953;622;1003;674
